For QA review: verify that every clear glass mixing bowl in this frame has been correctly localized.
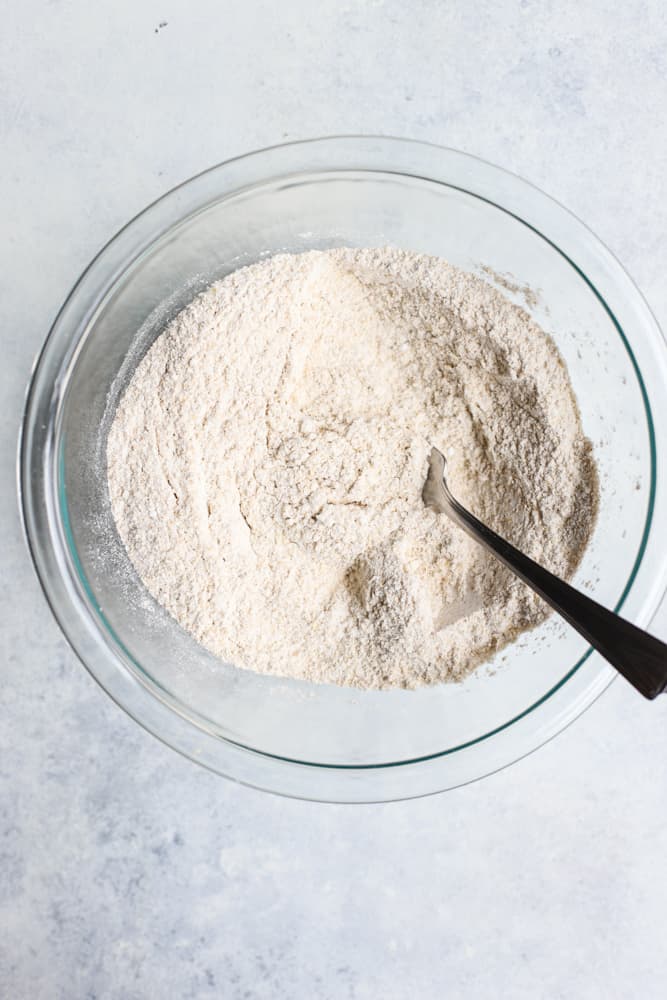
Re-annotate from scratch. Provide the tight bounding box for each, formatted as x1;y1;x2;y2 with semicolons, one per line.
19;137;667;801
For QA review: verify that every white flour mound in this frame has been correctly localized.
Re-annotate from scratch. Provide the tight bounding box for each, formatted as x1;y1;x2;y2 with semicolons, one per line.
107;248;598;689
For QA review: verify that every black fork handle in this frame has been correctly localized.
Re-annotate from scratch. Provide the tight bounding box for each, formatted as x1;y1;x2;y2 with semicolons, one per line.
445;492;667;700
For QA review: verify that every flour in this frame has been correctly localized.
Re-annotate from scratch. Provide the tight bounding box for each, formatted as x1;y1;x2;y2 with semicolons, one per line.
107;248;598;689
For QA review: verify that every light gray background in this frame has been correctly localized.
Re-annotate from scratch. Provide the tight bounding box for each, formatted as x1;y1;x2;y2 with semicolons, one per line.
2;2;667;997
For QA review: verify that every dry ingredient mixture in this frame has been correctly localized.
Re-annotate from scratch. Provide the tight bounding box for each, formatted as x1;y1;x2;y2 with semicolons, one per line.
107;248;598;689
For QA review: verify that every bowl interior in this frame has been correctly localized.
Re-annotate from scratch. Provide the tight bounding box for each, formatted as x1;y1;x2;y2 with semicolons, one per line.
57;168;653;767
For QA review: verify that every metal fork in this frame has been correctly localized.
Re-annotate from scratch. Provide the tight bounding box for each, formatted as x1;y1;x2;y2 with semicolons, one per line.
422;447;667;699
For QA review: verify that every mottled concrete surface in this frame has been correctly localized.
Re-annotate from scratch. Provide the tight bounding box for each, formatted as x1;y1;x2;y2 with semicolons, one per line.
2;2;667;997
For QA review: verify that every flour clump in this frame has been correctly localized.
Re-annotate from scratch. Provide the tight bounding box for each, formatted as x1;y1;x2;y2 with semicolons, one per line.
107;248;598;688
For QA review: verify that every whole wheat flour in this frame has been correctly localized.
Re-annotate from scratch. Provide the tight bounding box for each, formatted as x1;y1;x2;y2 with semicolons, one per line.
107;248;598;689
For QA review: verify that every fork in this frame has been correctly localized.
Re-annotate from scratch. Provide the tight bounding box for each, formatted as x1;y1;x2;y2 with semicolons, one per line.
422;447;667;699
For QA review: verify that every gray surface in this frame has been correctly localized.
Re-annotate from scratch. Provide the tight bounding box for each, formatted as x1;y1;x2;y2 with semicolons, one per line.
2;1;667;997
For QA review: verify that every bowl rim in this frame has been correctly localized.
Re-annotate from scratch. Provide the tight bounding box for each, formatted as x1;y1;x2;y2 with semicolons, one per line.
17;135;667;801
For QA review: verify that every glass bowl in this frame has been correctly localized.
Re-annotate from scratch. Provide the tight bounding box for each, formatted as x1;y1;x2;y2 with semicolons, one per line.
19;137;667;802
